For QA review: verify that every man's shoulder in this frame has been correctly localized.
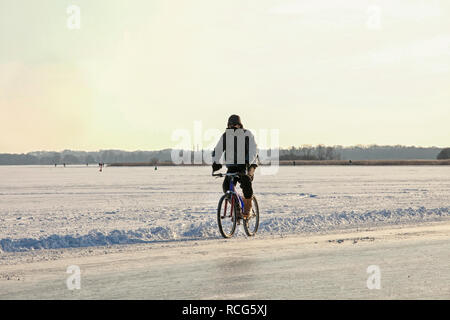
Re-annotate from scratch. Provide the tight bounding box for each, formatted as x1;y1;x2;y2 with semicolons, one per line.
223;128;254;135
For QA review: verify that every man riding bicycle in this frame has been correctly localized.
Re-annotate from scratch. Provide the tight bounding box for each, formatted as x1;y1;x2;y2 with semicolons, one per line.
212;115;258;219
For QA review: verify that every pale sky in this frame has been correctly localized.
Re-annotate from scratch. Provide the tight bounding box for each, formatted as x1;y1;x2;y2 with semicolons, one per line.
1;0;449;153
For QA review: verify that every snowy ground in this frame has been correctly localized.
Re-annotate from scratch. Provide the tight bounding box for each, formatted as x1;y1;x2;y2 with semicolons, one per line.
1;222;450;299
0;165;449;299
1;165;449;251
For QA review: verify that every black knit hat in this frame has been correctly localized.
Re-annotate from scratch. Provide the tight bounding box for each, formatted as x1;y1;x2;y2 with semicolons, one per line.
227;114;242;127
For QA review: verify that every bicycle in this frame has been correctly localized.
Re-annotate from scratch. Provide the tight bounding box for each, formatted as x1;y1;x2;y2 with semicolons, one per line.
212;171;260;238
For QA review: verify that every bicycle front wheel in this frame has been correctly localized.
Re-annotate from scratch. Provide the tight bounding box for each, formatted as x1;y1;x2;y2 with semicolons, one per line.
244;195;259;236
217;194;238;238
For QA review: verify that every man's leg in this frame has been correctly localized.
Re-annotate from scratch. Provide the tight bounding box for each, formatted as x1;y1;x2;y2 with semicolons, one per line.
240;166;255;217
222;175;231;194
240;166;255;198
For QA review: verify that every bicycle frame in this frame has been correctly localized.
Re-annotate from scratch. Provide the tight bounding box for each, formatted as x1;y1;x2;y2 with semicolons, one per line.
227;177;245;213
213;172;245;214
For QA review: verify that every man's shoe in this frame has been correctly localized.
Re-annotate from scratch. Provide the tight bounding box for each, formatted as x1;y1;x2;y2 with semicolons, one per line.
242;198;253;219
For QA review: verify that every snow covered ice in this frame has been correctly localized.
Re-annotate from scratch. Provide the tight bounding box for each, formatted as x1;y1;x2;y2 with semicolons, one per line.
1;165;450;252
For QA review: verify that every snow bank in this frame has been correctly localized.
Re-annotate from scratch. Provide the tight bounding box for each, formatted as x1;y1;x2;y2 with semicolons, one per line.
1;206;449;252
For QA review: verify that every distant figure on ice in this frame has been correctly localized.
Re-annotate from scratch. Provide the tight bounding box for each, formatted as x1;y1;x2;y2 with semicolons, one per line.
155;166;157;171
99;162;104;172
54;163;57;167
63;163;66;167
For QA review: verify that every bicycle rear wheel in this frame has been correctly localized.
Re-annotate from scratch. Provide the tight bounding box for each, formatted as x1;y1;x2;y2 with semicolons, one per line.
217;194;238;238
244;196;259;236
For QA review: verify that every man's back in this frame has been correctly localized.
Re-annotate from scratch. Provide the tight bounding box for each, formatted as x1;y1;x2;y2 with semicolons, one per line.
212;128;258;170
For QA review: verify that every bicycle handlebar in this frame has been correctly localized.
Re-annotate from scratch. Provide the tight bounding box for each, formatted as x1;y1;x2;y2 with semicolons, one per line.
211;172;243;178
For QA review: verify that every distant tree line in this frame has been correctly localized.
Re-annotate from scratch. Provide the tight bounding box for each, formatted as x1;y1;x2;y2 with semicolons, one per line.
0;149;172;165
437;148;450;160
280;145;341;160
0;145;447;165
280;145;444;161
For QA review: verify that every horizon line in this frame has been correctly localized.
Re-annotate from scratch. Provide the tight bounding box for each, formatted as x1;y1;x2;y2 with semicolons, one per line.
2;144;448;155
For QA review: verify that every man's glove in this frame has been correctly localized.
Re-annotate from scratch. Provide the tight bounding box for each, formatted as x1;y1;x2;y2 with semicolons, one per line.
212;162;222;172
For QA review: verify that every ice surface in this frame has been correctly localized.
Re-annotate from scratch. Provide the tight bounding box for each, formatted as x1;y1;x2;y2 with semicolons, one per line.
0;165;449;252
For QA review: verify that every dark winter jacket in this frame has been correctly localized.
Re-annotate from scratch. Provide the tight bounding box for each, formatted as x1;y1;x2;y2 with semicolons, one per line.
212;128;258;171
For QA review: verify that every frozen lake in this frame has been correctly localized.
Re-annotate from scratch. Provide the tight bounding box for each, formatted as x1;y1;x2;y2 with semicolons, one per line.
1;165;450;252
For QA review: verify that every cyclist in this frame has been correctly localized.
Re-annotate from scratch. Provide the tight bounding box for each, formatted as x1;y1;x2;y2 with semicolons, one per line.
212;115;258;219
